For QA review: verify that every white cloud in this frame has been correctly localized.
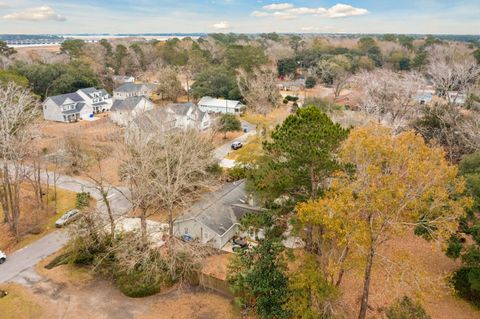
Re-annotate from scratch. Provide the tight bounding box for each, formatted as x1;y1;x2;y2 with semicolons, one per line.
324;4;369;18
252;3;368;20
262;3;294;11
212;20;231;30
3;6;66;21
0;2;9;9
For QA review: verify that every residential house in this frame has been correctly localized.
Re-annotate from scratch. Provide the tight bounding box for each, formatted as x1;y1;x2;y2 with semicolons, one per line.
447;91;467;105
112;75;135;85
127;108;177;143
76;87;113;113
109;96;155;126
277;78;306;91
198;96;245;114
113;82;157;100
43;92;92;123
173;180;263;249
168;102;211;131
43;87;113;123
415;89;435;105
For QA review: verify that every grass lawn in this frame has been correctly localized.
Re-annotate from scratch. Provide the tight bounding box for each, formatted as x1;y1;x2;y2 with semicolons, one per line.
0;283;46;319
0;186;77;252
242;105;291;129
226;135;263;164
36;251;94;287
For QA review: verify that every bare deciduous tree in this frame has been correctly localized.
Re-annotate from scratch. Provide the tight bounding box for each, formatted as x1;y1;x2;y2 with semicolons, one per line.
237;67;281;115
353;69;425;131
121;123;217;240
0;83;39;239
412;103;480;163
426;44;480;104
316;55;352;98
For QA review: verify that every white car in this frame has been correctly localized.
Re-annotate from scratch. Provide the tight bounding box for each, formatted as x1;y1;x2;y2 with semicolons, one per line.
0;250;6;264
55;209;81;228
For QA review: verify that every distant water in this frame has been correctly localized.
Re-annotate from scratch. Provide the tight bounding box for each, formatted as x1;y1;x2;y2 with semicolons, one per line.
4;33;207;48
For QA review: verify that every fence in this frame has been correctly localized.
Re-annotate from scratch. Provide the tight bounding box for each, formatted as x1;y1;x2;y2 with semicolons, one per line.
196;272;233;298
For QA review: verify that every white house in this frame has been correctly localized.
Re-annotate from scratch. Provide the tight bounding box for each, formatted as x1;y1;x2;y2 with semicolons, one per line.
168;102;211;131
415;89;435;105
109;96;155;126
198;96;245;114
447;91;467;105
43;92;92;123
112;75;135;85
76;87;113;113
173;180;263;249
43;87;113;123
113;82;157;100
127;108;177;144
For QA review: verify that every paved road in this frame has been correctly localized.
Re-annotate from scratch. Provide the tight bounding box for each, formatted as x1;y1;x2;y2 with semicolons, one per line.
0;171;132;284
215;121;256;168
1;121;254;283
0;231;66;283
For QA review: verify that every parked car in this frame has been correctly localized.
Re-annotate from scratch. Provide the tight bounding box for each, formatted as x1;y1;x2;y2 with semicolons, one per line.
231;141;243;150
55;209;81;228
0;250;6;264
232;237;249;252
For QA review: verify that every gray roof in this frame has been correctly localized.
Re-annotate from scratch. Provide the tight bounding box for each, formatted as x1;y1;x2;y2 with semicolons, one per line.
48;92;83;106
169;102;196;116
78;87;109;99
180;180;263;236
111;96;149;112
132;108;176;132
115;82;157;94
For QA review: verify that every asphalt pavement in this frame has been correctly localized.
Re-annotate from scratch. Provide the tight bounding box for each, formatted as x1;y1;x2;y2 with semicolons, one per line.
0;121;254;283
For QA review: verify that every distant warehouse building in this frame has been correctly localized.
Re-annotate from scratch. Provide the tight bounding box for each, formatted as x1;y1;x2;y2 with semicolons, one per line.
198;96;245;114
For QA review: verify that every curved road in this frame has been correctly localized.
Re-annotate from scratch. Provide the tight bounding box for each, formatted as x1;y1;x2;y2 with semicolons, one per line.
0;122;255;284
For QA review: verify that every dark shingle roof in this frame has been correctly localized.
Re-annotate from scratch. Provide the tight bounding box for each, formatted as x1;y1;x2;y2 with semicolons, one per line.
180;180;263;236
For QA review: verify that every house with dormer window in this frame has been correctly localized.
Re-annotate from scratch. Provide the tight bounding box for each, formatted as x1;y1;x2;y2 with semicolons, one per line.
76;87;113;113
43;87;113;123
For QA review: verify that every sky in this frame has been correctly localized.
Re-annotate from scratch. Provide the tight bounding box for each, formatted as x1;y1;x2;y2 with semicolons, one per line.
0;0;478;35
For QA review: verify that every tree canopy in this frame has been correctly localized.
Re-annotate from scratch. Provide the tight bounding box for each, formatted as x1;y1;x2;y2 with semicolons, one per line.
250;106;349;204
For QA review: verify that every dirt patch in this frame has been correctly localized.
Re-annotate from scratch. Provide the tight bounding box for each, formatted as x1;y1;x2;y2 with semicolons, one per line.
138;288;237;319
21;253;238;319
339;231;480;319
38;115;125;185
201;253;233;281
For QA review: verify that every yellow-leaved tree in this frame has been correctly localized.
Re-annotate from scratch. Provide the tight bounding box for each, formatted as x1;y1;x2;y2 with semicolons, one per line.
296;123;471;319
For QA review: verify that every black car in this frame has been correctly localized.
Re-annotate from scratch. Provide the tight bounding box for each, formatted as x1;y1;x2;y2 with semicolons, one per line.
231;142;243;150
232;237;249;252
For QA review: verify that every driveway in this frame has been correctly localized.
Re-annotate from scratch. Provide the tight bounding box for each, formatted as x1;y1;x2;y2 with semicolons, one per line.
1;121;254;283
215;120;256;168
